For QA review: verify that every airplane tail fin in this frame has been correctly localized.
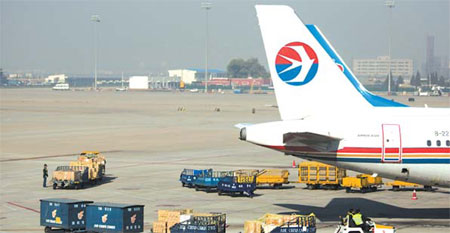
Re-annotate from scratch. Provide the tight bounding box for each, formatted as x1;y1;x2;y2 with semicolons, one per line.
255;5;406;121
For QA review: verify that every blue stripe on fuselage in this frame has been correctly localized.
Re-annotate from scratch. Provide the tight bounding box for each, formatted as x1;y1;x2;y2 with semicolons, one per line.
306;24;408;107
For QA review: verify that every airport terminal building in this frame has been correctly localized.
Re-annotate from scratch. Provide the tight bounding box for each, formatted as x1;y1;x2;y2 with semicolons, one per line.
353;56;413;78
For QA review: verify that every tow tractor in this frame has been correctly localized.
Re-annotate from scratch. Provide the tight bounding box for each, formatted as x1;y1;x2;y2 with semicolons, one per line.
334;219;395;233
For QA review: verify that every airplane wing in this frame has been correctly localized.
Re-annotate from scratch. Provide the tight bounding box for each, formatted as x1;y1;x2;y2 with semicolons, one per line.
283;132;341;152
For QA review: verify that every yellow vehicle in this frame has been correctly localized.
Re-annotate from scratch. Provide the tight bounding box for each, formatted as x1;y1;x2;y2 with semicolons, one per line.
359;174;383;186
51;166;89;189
342;176;378;193
385;180;433;191
234;169;289;188
69;151;106;181
298;161;346;190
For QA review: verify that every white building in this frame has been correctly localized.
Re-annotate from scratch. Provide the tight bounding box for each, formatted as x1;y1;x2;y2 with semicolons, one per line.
353;56;413;77
129;76;149;90
168;69;197;84
45;74;68;84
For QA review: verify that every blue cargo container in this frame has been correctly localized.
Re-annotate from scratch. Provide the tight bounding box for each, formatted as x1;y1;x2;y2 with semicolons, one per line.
86;202;144;233
217;176;256;197
180;169;209;187
40;198;93;232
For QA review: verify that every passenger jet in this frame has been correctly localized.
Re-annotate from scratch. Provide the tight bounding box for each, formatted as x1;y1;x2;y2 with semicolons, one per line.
238;5;450;187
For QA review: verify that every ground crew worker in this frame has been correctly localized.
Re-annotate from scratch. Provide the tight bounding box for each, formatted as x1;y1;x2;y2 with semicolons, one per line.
343;209;355;227
352;209;365;231
43;164;48;187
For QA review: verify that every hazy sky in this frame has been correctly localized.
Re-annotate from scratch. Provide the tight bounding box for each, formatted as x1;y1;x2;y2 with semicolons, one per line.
1;0;449;75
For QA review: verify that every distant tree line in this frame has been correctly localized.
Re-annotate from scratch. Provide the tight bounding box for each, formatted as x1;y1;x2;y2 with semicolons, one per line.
410;71;447;87
227;58;269;78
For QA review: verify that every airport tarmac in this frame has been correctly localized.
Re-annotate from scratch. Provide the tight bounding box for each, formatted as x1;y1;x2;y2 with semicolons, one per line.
1;88;449;233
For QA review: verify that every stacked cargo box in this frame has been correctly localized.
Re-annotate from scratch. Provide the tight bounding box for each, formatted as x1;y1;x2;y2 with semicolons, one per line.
153;209;193;233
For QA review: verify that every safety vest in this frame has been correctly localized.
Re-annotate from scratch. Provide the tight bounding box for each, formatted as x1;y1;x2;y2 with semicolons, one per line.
353;213;363;226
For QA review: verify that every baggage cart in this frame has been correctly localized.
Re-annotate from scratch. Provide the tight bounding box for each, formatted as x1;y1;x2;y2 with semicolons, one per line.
193;170;233;192
298;161;346;190
40;198;93;233
342;176;377;193
217;175;256;197
86;202;144;233
269;214;316;233
52;166;89;189
170;213;226;233
256;169;289;188
244;213;316;233
180;169;209;188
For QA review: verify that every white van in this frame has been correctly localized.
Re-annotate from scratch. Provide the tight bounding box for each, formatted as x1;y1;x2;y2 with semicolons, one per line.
52;83;70;91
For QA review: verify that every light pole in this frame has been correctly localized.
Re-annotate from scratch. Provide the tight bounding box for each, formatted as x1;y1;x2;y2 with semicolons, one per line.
201;2;211;93
91;15;101;90
385;0;394;95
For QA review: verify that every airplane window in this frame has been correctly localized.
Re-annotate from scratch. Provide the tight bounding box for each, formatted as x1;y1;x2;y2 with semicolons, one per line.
436;140;441;147
427;140;431;146
447;140;450;147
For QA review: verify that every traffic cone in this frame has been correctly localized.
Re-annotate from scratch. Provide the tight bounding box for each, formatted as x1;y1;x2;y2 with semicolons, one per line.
292;160;296;168
411;189;418;200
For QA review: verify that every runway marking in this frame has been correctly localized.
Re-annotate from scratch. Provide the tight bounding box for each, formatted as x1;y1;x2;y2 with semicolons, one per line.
0;150;123;162
6;202;40;213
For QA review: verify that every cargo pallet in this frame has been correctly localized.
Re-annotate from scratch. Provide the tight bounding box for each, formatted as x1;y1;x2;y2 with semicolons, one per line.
385;180;433;191
217;176;256;198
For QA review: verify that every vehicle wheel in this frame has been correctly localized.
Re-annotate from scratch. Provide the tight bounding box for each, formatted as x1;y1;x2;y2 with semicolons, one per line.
53;183;57;190
307;184;313;190
274;184;281;189
182;182;185;187
424;185;432;191
44;226;52;233
61;183;65;188
240;191;244;196
393;186;400;191
346;187;351;193
195;186;199;191
218;190;222;196
361;188;366;193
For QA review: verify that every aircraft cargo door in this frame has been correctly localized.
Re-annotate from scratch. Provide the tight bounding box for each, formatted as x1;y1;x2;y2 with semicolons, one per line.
382;124;402;163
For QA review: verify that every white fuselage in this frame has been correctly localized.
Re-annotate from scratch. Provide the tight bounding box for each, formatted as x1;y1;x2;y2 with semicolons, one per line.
243;107;450;187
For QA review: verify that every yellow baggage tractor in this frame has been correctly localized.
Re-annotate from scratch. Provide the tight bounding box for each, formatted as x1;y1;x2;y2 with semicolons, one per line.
298;161;346;190
385;180;433;191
